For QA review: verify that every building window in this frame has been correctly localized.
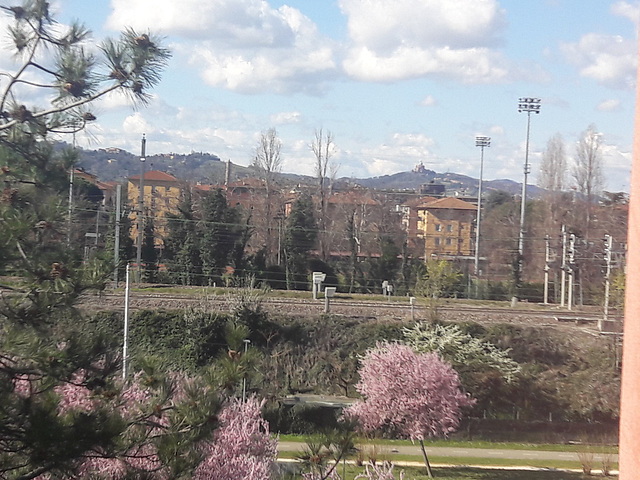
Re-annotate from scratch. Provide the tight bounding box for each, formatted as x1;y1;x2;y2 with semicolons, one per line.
447;224;453;232
435;238;440;246
446;238;452;246
435;224;441;232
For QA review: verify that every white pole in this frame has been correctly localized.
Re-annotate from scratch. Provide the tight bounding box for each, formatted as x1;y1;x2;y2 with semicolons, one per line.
602;235;613;329
544;235;550;304
474;136;490;277
114;184;122;286
122;264;131;382
568;234;575;311
560;226;567;307
67;167;74;246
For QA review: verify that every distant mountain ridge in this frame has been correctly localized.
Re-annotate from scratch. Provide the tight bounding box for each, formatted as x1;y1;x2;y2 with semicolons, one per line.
75;144;541;197
342;169;543;197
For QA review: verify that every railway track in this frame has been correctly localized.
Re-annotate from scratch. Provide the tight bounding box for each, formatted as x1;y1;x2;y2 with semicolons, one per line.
79;291;610;328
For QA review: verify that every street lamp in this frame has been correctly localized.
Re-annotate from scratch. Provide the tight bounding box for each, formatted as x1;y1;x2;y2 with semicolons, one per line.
474;136;490;277
136;134;146;283
516;97;541;280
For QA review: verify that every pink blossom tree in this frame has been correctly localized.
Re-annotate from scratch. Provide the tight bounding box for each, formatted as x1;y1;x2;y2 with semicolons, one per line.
344;342;474;478
22;370;277;480
194;395;278;480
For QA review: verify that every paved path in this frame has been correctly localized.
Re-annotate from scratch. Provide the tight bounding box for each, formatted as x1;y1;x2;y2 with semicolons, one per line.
277;441;618;464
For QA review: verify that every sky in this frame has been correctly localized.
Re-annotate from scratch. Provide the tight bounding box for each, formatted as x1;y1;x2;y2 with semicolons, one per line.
2;0;639;191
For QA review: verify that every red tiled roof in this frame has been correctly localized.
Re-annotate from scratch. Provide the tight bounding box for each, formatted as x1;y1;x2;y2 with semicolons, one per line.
227;177;267;189
329;191;379;206
129;170;179;182
412;196;438;208
421;197;477;210
193;184;223;192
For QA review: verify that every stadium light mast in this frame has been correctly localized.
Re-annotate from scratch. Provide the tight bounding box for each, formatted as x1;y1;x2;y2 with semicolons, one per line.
517;97;541;280
474;136;490;277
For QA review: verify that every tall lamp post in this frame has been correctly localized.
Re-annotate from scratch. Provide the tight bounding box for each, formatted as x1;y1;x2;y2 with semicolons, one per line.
517;97;541;281
135;134;146;283
474;136;490;277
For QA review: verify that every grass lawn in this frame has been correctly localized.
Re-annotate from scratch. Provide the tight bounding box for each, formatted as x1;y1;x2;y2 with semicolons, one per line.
277;434;619;454
284;463;595;479
277;436;619;474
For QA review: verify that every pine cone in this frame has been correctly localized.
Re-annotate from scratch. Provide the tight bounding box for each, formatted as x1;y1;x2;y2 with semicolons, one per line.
50;263;68;279
135;34;151;48
12;105;32;122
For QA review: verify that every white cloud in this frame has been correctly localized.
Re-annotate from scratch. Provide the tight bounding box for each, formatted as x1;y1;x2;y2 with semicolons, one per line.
357;133;436;176
420;95;437;107
270;111;302;125
561;34;637;90
489;125;505;136
122;112;155;135
611;1;640;23
107;0;339;94
339;0;511;83
597;99;622;112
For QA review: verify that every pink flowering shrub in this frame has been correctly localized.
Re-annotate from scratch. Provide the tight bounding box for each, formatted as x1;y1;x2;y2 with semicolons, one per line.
17;365;276;480
194;395;277;480
344;342;474;440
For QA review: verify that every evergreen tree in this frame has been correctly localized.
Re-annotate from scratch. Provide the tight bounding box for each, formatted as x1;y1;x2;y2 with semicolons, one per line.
199;189;245;284
0;3;223;478
105;202;136;282
283;194;317;290
141;215;158;282
165;191;203;285
164;189;248;285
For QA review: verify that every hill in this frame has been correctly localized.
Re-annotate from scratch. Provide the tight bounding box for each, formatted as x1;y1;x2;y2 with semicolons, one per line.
75;144;542;196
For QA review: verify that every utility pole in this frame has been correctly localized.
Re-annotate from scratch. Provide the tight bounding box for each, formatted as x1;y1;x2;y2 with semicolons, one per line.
114;184;122;286
135;134;146;283
568;233;575;311
544;234;550;304
602;234;613;330
122;264;131;382
67;167;74;246
560;226;567;307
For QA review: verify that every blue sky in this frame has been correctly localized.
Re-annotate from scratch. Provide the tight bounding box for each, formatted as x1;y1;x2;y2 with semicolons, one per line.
5;0;639;191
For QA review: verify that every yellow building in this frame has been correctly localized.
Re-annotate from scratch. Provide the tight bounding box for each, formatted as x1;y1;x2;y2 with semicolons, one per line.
128;170;182;247
417;197;477;258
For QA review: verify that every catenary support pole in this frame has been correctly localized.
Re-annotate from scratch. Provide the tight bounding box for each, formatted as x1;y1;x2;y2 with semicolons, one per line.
602;234;612;331
618;29;640;478
114;184;121;286
560;226;566;307
567;234;575;311
122;264;131;382
543;234;550;304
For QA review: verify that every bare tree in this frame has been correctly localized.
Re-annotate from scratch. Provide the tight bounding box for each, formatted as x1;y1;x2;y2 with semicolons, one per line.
251;127;282;263
538;133;567;192
573;124;605;236
538;133;568;226
310;128;338;260
252;127;283;190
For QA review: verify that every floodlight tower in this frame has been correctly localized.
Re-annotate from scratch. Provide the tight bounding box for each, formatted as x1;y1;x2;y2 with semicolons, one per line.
517;97;541;278
474;136;490;277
